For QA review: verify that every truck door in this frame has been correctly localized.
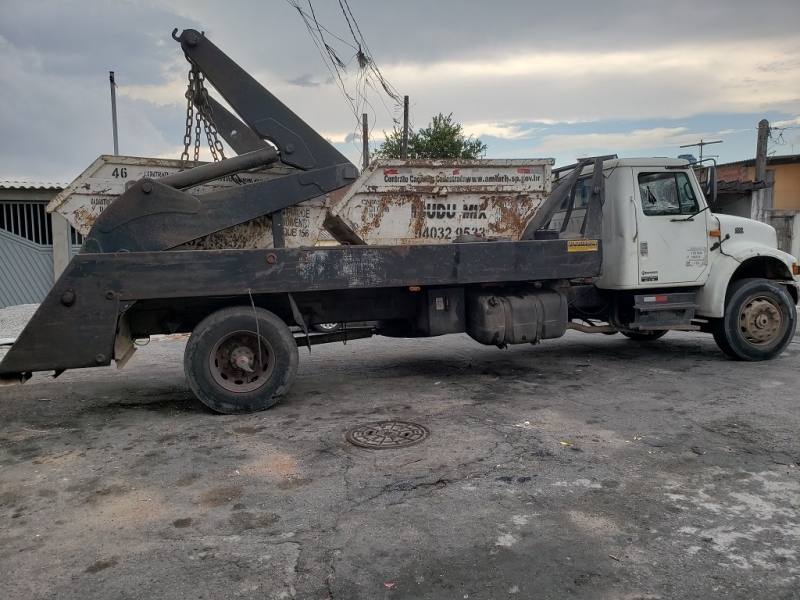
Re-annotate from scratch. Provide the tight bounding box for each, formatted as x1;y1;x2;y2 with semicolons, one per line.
633;169;711;286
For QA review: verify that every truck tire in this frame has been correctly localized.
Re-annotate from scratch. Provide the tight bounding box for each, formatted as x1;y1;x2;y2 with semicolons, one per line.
712;278;797;361
621;330;668;341
313;322;341;333
184;306;299;414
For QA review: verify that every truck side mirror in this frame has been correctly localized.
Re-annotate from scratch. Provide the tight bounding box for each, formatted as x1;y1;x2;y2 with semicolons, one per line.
706;165;717;205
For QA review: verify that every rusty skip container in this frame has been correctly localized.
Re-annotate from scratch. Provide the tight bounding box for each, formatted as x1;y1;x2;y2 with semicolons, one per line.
47;155;330;249
50;156;555;249
326;158;554;245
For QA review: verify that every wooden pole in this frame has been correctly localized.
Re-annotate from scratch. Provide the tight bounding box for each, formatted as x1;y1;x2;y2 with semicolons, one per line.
362;113;369;170
755;119;769;182
401;95;409;160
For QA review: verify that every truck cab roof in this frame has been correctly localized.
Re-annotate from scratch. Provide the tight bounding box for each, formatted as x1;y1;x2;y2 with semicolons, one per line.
601;157;691;169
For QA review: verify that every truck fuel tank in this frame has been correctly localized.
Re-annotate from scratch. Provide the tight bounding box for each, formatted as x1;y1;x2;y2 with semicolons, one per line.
466;290;568;346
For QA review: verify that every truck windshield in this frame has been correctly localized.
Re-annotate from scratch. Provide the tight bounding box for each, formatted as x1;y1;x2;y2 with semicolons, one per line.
638;172;698;216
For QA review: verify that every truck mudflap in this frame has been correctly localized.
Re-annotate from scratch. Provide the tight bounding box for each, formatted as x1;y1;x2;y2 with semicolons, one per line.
629;292;700;331
0;240;602;377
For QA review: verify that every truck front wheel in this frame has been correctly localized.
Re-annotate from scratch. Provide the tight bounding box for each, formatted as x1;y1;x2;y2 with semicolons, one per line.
184;306;299;414
713;278;797;361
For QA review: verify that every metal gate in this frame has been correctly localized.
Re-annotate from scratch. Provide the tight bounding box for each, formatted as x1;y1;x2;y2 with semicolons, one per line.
768;213;794;256
0;200;56;308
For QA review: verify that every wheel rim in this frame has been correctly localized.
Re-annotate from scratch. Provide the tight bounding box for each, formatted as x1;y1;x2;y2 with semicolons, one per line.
316;323;338;331
208;330;276;393
739;296;784;346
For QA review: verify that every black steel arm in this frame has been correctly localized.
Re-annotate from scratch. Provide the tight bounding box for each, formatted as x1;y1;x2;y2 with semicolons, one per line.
76;29;363;254
174;28;352;171
521;158;605;240
82;162;358;254
159;146;279;189
581;158;605;239
521;159;593;238
201;95;270;155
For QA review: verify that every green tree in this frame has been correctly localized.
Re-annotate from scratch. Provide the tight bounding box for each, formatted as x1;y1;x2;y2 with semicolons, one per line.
376;113;487;159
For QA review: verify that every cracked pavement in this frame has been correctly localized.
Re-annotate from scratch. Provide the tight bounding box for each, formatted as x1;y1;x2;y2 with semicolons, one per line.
1;330;799;599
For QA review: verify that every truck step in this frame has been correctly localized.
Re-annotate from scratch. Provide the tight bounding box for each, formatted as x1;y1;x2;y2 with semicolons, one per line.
633;301;696;311
629;292;697;331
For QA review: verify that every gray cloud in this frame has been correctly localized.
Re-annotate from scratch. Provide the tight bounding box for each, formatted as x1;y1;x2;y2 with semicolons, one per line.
0;0;798;181
0;1;201;84
246;0;800;66
286;73;322;87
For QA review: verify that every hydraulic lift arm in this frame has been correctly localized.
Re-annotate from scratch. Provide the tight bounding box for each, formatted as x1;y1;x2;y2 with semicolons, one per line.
79;29;360;254
202;95;269;155
174;28;350;171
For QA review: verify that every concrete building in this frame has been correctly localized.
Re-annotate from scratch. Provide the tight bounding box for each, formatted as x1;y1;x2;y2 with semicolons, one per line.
717;154;800;210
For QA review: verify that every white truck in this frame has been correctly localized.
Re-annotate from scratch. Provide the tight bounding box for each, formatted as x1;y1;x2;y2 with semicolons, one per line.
1;28;797;415
546;156;798;362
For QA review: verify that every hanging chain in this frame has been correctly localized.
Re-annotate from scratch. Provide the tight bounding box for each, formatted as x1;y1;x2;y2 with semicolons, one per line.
194;110;202;163
180;63;231;170
204;117;220;162
195;70;227;162
179;67;197;170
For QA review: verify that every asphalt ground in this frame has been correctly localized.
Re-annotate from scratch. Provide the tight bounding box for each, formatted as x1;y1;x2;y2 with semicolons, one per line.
1;330;799;599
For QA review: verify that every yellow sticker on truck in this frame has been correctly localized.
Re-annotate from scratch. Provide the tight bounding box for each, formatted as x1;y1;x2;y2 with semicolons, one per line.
567;239;599;252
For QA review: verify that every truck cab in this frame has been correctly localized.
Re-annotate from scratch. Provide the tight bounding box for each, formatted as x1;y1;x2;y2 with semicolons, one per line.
554;157;798;359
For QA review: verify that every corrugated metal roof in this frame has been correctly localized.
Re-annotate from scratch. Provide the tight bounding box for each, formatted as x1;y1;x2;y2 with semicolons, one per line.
0;181;65;190
717;180;771;193
717;154;800;169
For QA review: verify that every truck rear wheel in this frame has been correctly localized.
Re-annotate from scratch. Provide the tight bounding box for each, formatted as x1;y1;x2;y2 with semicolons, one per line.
184;306;298;414
713;278;797;361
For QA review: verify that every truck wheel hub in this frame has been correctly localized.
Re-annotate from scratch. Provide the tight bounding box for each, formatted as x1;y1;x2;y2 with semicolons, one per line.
209;332;275;393
740;298;781;344
230;346;254;371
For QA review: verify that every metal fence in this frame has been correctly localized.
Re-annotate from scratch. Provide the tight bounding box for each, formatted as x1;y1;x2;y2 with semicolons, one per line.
0;201;53;245
0;201;84;308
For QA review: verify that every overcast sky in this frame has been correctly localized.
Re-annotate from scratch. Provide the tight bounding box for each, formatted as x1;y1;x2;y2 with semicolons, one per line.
1;0;799;183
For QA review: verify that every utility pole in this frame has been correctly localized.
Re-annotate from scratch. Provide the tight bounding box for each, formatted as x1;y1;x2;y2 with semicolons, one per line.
401;95;409;160
362;113;369;170
109;71;119;156
679;139;722;163
755;119;769;182
752;119;772;223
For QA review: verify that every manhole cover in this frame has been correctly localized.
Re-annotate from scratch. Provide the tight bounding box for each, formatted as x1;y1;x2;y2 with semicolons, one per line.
346;421;429;449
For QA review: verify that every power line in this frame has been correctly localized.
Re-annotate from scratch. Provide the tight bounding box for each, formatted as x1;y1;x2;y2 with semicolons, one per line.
285;0;404;163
